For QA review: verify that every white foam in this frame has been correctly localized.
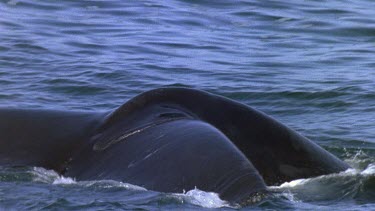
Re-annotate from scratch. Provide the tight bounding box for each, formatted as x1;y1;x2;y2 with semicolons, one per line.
31;167;60;183
81;180;147;191
343;168;358;175
52;176;76;185
175;188;229;208
338;163;375;177
31;167;77;185
29;167;150;192
278;178;309;188
268;162;375;203
361;163;375;176
274;162;375;191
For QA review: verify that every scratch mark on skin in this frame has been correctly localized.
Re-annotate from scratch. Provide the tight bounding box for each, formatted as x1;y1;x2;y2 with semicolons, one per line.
93;117;187;151
127;142;173;168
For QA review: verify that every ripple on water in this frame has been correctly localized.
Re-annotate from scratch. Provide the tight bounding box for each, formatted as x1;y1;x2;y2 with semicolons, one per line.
1;0;375;210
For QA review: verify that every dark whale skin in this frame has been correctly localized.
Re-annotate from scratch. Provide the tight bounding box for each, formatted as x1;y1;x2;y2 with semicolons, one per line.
0;88;350;203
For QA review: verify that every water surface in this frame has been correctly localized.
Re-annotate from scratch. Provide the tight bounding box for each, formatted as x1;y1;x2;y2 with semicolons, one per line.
1;0;374;210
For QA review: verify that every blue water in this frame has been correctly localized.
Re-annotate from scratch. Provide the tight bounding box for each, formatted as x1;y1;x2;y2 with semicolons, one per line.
1;0;375;210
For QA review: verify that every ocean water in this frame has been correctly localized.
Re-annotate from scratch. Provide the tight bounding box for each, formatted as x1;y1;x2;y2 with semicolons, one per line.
0;0;375;210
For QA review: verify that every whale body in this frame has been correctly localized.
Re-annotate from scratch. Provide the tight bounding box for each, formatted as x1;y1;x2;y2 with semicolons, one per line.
0;88;350;204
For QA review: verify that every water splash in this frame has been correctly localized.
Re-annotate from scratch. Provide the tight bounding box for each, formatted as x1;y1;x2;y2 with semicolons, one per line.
269;163;375;202
173;188;230;208
344;149;374;170
31;167;67;184
362;163;375;176
52;176;76;185
79;180;147;191
29;167;227;208
29;167;146;191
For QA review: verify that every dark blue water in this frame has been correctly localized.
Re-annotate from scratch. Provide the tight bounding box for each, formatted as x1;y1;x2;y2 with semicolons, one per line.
1;0;375;210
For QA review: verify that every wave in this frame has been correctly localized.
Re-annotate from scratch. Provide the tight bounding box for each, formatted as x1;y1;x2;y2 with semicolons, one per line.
27;167;230;208
27;161;375;206
269;163;375;203
1;160;374;209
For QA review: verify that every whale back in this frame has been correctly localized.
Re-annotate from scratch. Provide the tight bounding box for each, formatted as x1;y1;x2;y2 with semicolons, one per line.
0;88;350;203
67;118;267;203
98;88;350;185
0;108;103;172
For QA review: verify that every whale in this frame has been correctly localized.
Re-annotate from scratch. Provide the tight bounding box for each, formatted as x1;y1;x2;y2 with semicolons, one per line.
0;87;350;204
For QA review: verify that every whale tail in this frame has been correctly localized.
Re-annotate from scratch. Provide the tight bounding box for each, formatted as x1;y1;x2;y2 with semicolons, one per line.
0;88;351;204
100;87;351;185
